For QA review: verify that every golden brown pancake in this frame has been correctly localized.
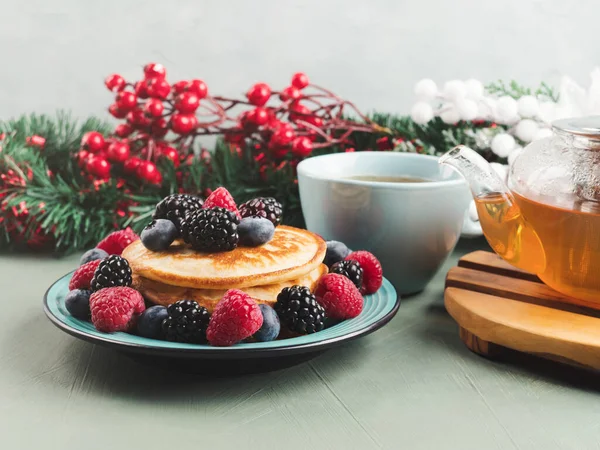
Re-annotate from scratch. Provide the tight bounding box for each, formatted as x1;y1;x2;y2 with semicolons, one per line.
133;264;328;312
122;225;326;289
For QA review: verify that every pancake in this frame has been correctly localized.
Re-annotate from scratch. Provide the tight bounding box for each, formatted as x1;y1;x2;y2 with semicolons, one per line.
122;225;326;289
133;264;328;312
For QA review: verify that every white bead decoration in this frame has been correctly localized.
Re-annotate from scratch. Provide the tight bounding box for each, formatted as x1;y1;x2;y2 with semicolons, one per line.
414;79;438;101
442;80;467;101
490;133;516;157
514;119;539;142
440;106;461;124
517;95;540;118
456;99;479;121
494;96;519;124
465;79;484;100
410;102;435;125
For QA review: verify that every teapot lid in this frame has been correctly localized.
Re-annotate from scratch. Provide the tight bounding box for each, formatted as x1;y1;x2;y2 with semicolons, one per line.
552;116;600;138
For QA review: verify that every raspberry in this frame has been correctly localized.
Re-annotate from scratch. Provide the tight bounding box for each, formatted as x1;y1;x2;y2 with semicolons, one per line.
89;287;145;333
96;227;140;255
314;273;363;319
206;289;263;346
69;259;101;291
346;251;383;295
202;187;241;219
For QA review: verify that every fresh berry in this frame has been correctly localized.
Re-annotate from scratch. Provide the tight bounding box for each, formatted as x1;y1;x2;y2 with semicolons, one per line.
245;107;269;126
202;187;241;219
146;77;171;99
65;289;92;320
170;113;197;134
90;287;145;333
115;91;137;110
81;131;106;153
143;98;164;117
275;286;326;334
86;156;111;179
106;140;130;163
279;86;301;101
291;136;313;157
79;248;109;266
143;62;167;79
324;240;351;268
90;255;132;292
270;127;295;147
69;259;101;291
105;74;126;92
291;72;309;89
254;304;280;342
162;300;210;343
137;305;169;339
206;290;263;346
127;108;151;127
109;103;127;119
346;251;383;295
124;157;142;175
96;228;140;255
314;273;363;320
153;193;204;233
330;260;363;289
174;92;200;113
239;197;283;226
188;79;209;99
160;146;180;167
134;80;149;99
141;219;178;252
238;217;274;247
136;160;162;184
182;207;239;252
246;83;271;106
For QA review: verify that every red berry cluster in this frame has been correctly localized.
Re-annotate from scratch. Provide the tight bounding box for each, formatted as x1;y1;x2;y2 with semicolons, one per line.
78;62;384;184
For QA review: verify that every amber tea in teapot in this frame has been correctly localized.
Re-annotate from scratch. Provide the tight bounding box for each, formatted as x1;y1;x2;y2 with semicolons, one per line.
441;116;600;304
475;190;600;302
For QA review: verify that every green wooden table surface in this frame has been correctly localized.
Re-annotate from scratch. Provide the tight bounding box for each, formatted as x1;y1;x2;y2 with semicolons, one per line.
2;238;600;450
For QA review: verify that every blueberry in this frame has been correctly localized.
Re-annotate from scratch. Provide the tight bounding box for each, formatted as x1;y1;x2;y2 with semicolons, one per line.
79;248;108;266
254;304;280;342
324;240;351;267
137;305;169;339
65;289;92;320
141;219;178;252
238;217;275;247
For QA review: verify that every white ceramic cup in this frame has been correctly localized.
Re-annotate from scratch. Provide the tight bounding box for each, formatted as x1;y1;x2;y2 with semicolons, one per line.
297;152;471;295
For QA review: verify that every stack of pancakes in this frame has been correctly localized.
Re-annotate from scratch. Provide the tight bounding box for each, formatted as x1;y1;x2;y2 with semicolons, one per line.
122;225;327;312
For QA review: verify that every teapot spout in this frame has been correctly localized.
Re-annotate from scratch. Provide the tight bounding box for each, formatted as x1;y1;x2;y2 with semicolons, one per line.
439;145;509;199
439;145;546;274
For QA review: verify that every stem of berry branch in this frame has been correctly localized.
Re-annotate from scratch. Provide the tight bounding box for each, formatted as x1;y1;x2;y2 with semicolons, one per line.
309;84;373;123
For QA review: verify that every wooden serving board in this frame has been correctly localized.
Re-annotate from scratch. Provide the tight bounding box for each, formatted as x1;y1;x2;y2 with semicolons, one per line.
445;251;600;371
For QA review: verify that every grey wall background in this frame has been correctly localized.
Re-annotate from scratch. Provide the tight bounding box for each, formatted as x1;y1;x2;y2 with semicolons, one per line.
1;0;597;121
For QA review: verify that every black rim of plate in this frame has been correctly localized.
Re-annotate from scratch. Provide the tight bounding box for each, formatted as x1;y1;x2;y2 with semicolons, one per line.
43;272;401;360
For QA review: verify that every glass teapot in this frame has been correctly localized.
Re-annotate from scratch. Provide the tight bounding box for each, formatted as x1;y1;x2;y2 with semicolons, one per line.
440;116;600;303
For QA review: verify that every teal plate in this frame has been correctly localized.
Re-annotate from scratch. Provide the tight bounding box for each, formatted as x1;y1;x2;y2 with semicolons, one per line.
44;272;399;373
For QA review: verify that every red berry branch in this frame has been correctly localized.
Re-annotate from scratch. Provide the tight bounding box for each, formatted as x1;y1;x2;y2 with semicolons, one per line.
78;63;390;184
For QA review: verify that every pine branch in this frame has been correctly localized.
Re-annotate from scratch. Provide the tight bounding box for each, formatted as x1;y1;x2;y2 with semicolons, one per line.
486;80;558;102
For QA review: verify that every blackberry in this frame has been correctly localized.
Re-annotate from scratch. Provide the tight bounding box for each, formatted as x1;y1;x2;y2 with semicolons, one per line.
162;300;210;343
90;255;132;291
275;285;326;334
153;194;203;232
330;260;363;289
239;197;283;226
182;207;239;252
